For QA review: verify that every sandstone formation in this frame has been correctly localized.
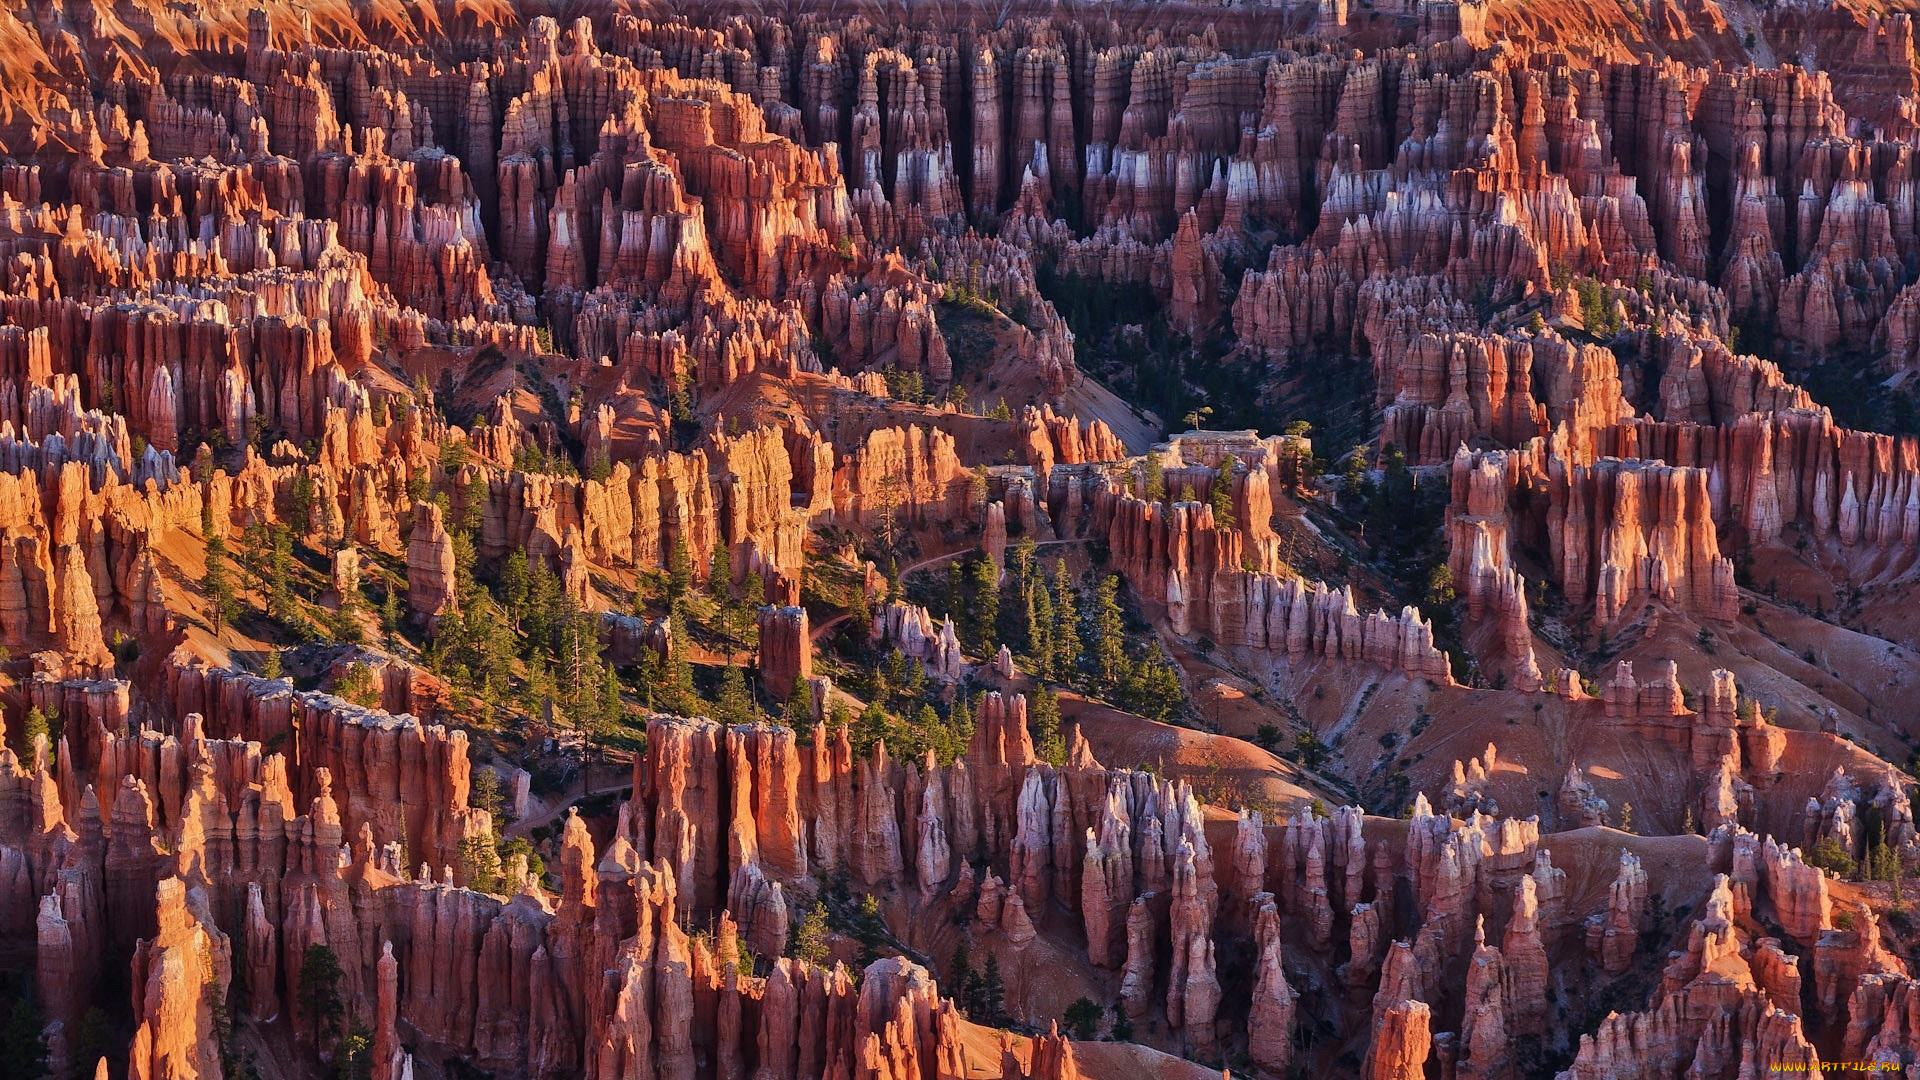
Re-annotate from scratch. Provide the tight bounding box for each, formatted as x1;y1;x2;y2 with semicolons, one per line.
5;2;1920;1080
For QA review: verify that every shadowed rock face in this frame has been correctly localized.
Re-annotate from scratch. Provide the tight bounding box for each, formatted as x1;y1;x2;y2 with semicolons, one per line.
5;0;1920;1077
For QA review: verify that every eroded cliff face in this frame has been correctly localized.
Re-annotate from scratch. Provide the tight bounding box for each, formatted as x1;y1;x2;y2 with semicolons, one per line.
14;660;1919;1080
6;0;1920;1078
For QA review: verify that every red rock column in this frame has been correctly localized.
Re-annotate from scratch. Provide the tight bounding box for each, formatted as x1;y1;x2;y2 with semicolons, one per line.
756;606;811;697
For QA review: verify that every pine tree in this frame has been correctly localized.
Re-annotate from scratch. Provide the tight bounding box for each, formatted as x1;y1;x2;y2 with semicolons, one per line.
21;706;48;751
980;952;1005;1025
1004;538;1036;649
848;585;873;638
462;468;489;533
636;647;664;709
792;902;832;965
1029;687;1065;765
1143;453;1166;501
1027;577;1054;682
451;530;478;599
1;996;47;1080
717;664;756;725
265;526;296;623
667;536;694;603
1050;561;1080;683
665;617;697;714
852;700;891;756
470;766;503;821
1115;646;1183;722
205;535;240;632
1065;997;1102;1040
949;694;975;744
784;673;814;725
736;571;765;658
298;944;346;1040
459;833;502;894
597;666;624;741
709;539;733;598
946;561;966;626
198;455;216;536
290;472;317;534
948;943;973;1016
381;589;401;645
500;550;532;628
1209;461;1236;528
1090;574;1126;689
966;551;999;654
553;606;601;728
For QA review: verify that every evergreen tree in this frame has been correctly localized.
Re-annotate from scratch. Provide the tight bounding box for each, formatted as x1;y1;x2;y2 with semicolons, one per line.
290;472;318;534
1065;997;1102;1040
265;526;296;622
598;666;624;737
298;944;346;1040
1089;575;1126;689
1050;562;1080;683
522;560;563;650
329;595;367;646
665;617;697;714
948;944;974;1016
1343;444;1372;493
852;700;892;757
462;468;489;533
1029;687;1065;765
380;589;401;646
459;833;502;893
470;765;503;821
1115;646;1184;722
949;694;975;744
965;551;999;654
205;535;240;632
198;455;216;535
0;995;47;1080
784;674;814;726
72;1006;111;1079
667;536;694;603
946;561;966;626
1027;576;1054;682
792;902;832;966
709;540;733;599
848;585;873;639
1003;538;1037;649
980;952;1005;1025
717;664;757;725
1209;461;1236;528
1143;453;1166;501
451;530;478;597
20;707;48;751
481;606;517;705
500;550;532;628
553;607;602;727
